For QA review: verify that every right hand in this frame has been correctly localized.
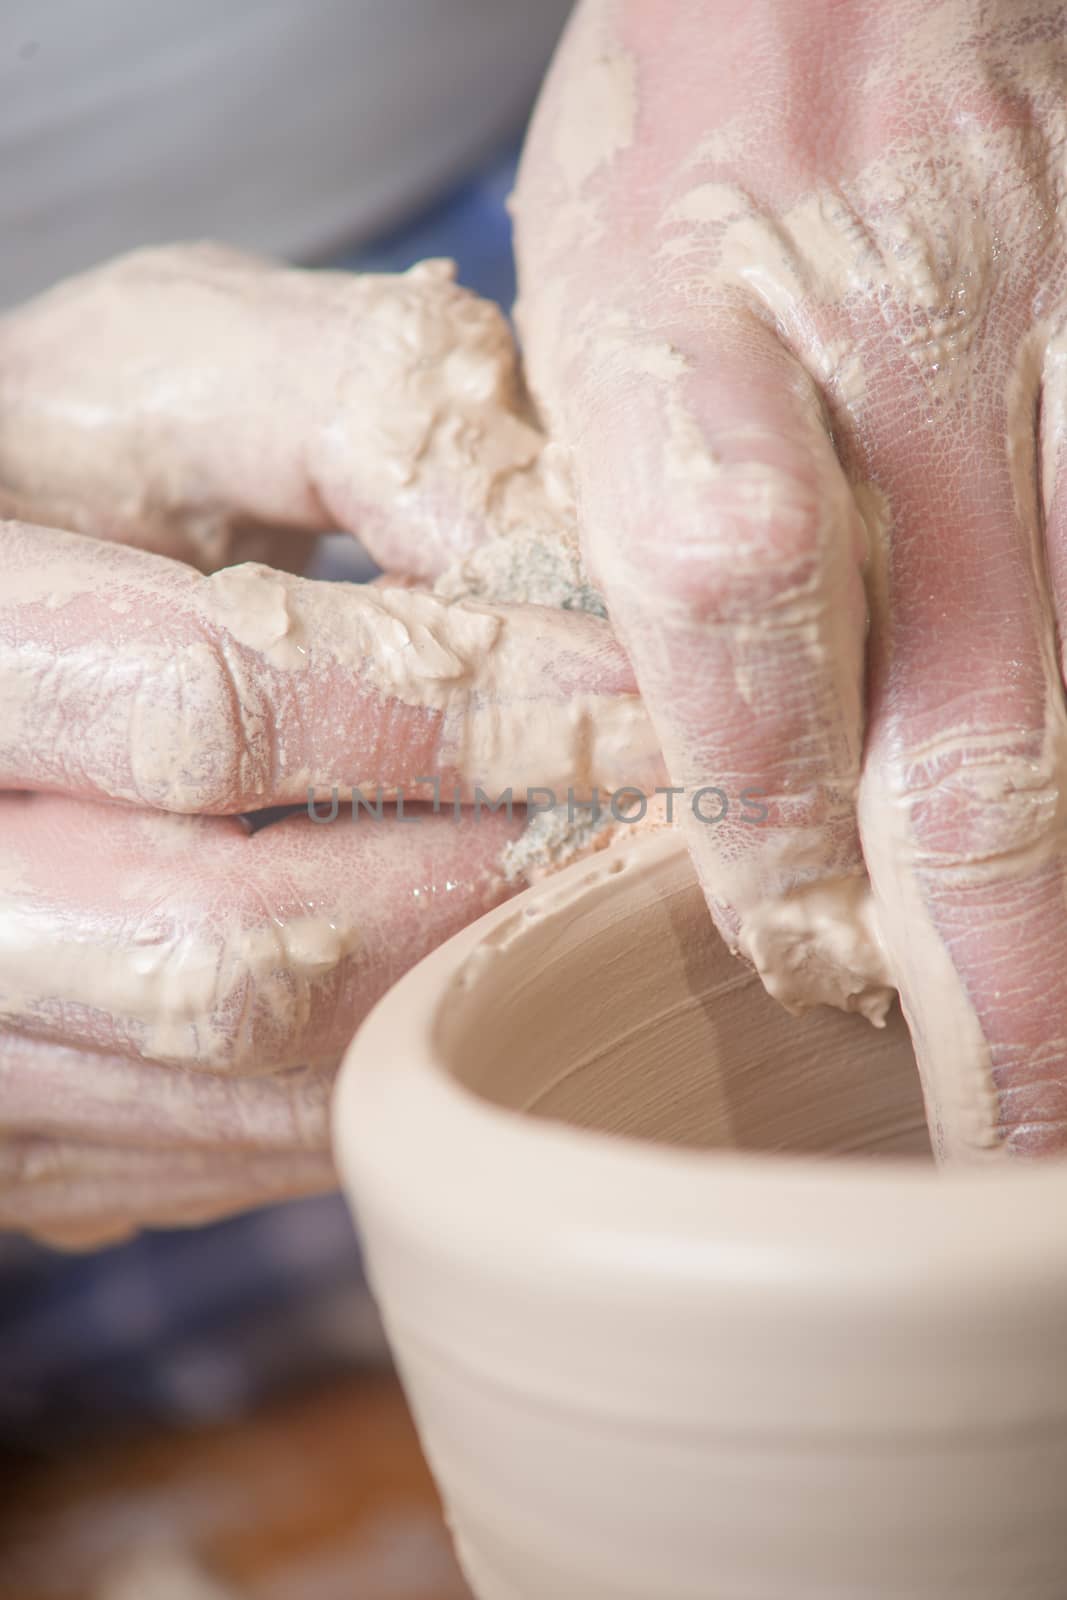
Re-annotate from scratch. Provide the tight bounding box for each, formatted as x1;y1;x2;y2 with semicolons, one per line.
515;0;1067;1159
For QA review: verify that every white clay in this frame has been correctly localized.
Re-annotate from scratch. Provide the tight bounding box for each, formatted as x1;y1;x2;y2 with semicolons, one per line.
336;831;1067;1599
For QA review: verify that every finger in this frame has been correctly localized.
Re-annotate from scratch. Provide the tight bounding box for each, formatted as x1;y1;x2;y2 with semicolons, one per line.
0;1034;332;1151
0;789;527;1075
0;522;661;811
859;355;1067;1159
0;244;564;577
573;307;891;1021
0;1134;336;1246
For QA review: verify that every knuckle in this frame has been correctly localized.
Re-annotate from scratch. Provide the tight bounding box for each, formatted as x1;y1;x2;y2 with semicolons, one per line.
162;911;354;1076
127;636;271;813
883;730;1061;873
134;914;262;1076
601;456;836;624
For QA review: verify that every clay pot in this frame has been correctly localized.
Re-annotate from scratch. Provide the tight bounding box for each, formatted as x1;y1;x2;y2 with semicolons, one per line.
334;831;1067;1599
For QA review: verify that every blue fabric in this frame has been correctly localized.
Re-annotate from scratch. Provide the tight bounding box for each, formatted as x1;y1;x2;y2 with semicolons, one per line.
0;142;521;1442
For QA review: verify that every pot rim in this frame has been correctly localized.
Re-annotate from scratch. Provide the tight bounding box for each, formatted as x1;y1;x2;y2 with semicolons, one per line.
335;830;1067;1306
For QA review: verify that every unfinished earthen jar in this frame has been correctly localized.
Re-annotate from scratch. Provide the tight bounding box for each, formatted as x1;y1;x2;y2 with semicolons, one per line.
334;830;1067;1599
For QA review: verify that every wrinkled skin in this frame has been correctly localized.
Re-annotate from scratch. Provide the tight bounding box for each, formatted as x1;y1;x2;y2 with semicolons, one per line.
0;247;650;1244
515;0;1067;1158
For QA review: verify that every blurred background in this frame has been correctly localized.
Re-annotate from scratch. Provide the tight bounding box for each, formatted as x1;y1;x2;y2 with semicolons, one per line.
0;3;573;1594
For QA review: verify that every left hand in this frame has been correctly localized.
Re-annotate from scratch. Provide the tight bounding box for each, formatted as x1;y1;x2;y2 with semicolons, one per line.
0;245;659;1244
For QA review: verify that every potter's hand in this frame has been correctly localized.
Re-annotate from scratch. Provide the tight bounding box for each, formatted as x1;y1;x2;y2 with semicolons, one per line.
0;245;653;813
0;246;658;1243
0;795;529;1246
516;0;1067;1158
0;241;559;579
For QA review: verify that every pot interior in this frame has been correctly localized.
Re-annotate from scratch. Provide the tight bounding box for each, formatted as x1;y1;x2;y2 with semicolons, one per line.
436;844;932;1160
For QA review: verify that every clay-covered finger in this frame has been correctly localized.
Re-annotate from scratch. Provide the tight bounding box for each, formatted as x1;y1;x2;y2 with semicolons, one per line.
0;1033;332;1151
0;1133;337;1246
0;522;660;811
860;386;1067;1159
570;310;890;1022
0;790;528;1075
0;243;564;576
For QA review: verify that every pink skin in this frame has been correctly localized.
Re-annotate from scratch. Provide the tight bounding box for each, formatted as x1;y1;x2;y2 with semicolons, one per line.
0;523;652;813
0;243;543;578
0;249;654;1242
515;0;1067;1156
0;795;525;1243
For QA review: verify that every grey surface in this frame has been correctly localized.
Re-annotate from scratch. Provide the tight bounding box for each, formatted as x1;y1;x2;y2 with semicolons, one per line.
0;0;573;305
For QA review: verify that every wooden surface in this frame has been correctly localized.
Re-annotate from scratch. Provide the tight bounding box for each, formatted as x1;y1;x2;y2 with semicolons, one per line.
0;1373;472;1600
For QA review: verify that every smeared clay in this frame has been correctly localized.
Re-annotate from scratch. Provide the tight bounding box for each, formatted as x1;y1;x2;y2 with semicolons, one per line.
0;246;596;585
0;905;363;1071
501;803;616;885
0;521;657;812
203;565;652;801
740;875;893;1026
501;791;672;885
549;41;636;197
508;0;1067;1160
